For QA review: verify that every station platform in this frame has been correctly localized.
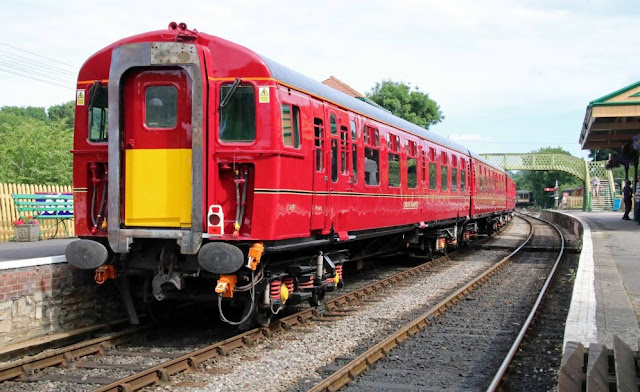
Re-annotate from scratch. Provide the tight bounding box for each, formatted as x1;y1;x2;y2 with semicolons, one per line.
0;238;73;268
561;210;640;350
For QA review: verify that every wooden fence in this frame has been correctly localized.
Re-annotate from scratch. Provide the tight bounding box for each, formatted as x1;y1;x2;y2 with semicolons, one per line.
0;183;75;243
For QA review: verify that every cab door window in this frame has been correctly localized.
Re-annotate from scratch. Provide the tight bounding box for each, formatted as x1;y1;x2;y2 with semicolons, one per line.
145;86;177;128
219;83;256;142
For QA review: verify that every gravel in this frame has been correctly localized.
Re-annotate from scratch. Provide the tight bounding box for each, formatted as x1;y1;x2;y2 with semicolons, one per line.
0;219;530;392
151;220;528;392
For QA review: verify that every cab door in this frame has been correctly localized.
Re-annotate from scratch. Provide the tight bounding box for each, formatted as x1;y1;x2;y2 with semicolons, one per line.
122;69;193;227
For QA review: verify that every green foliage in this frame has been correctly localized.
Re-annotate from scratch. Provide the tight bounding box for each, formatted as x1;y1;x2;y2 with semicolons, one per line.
47;101;75;129
366;80;443;129
510;146;584;208
588;149;615;161
0;103;73;185
0;106;47;122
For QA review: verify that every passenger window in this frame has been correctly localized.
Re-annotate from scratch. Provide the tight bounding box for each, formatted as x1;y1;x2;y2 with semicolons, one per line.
364;147;379;186
350;120;357;140
331;139;338;182
352;144;358;183
388;153;400;187
330;114;337;135
461;169;466;192
314;118;324;172
452;168;458;191
145;85;177;128
407;158;417;188
219;84;255;142
429;162;437;190
340;126;348;175
88;84;108;142
420;151;427;187
441;165;448;191
281;104;300;148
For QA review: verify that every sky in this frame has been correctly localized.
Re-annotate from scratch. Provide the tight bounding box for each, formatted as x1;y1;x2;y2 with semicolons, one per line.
2;0;639;160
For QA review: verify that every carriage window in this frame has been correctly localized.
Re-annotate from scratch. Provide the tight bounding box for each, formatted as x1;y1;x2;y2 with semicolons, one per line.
441;165;448;191
407;158;417;188
219;84;255;142
352;144;358;183
314;118;324;172
340;126;348;175
350;120;357;140
145;86;177;128
461;169;466;191
88;85;108;142
281;104;300;148
452;168;458;191
420;151;426;186
330;114;337;135
429;162;437;190
331;139;338;182
388;153;400;187
365;147;379;186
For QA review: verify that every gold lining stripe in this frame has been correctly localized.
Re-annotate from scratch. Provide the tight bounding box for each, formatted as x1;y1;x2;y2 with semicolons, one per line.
208;77;277;82
77;79;109;86
254;188;477;200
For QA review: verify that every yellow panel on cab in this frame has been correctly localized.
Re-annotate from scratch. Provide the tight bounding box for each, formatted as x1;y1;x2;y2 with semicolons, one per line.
124;149;192;227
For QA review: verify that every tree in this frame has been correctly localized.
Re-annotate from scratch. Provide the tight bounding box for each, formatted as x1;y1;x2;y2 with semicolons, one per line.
47;101;75;129
0;109;73;185
0;106;47;122
511;147;583;208
366;80;443;129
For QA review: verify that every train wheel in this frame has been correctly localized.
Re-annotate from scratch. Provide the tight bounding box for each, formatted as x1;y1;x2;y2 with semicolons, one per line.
309;289;326;307
253;308;273;327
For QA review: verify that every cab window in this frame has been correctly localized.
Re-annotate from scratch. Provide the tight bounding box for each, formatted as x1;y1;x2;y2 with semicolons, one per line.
219;84;256;142
88;85;108;142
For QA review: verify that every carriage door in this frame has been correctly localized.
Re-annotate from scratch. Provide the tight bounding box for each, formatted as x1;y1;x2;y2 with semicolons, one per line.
122;69;193;227
310;114;329;232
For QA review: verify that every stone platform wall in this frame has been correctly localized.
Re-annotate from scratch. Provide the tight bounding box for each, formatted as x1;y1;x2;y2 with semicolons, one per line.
540;210;584;249
0;264;125;345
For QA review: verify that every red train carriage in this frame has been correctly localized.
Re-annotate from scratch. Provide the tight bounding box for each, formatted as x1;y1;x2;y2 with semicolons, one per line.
66;22;515;326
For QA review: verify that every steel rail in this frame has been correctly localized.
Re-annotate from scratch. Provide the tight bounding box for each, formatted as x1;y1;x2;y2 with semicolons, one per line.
91;251;458;391
485;213;565;392
92;225;512;392
308;216;533;392
0;325;152;382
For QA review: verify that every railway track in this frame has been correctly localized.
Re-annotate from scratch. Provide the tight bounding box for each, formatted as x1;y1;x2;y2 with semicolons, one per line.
308;213;566;392
0;219;524;392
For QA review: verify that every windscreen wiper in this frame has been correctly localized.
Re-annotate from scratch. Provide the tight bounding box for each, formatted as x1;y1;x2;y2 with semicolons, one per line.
219;78;242;108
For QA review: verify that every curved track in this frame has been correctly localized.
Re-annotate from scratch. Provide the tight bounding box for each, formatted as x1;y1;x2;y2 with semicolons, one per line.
0;220;524;392
309;214;565;391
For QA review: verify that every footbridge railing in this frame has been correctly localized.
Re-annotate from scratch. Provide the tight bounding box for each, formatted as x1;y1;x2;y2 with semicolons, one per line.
480;153;614;211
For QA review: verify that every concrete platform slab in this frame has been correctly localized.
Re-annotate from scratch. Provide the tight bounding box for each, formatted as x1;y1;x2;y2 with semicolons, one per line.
562;210;640;349
0;238;73;263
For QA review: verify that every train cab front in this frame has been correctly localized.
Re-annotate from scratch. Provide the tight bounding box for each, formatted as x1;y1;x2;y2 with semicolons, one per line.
65;23;258;325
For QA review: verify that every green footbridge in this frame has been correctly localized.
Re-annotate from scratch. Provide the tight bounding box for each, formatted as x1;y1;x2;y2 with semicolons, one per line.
480;153;614;211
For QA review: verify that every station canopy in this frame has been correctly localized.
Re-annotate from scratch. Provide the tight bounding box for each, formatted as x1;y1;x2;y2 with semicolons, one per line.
579;81;640;150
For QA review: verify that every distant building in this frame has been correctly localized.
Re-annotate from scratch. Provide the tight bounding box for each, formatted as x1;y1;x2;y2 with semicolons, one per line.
322;76;363;98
